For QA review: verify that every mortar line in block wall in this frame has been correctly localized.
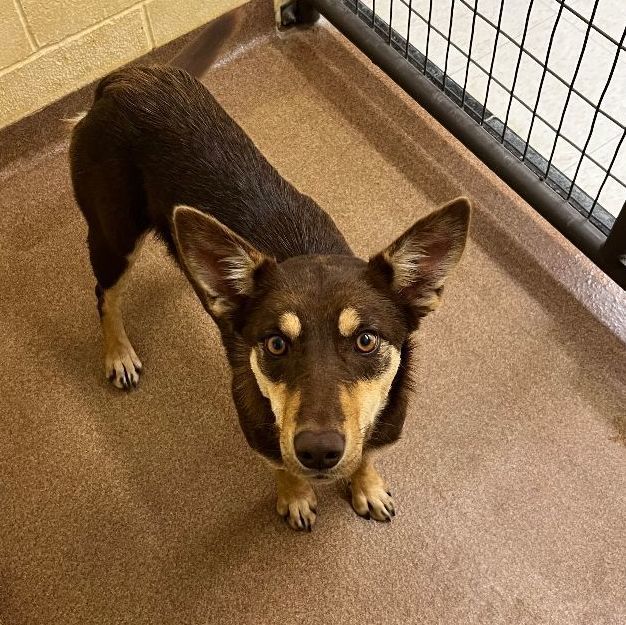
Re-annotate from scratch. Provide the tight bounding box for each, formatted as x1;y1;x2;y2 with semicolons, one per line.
13;0;38;52
0;1;147;78
140;3;156;48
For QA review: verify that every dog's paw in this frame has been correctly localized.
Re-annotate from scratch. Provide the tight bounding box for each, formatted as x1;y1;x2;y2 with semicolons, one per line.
277;494;317;531
351;467;395;522
275;470;318;531
105;342;142;390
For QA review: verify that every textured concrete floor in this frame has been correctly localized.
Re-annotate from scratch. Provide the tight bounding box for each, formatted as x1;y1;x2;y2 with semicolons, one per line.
1;3;625;624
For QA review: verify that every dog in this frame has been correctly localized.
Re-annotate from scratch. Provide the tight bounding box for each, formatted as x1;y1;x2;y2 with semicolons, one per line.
70;65;470;530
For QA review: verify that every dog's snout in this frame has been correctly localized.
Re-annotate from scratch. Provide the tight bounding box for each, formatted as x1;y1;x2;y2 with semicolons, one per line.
294;430;345;470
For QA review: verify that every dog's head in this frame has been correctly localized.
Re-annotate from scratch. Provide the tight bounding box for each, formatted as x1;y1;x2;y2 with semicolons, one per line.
173;198;470;479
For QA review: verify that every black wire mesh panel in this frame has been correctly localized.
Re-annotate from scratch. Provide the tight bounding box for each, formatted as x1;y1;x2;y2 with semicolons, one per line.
340;0;625;238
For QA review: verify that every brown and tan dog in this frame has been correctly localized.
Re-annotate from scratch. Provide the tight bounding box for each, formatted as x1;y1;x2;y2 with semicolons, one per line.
70;65;470;530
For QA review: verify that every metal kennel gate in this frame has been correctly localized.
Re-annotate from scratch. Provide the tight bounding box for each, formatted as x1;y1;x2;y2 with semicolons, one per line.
283;0;626;289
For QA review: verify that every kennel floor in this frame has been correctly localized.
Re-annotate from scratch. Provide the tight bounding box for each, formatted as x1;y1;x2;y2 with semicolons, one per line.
0;3;625;624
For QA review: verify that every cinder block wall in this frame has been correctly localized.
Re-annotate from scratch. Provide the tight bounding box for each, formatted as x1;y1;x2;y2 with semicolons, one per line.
0;0;248;130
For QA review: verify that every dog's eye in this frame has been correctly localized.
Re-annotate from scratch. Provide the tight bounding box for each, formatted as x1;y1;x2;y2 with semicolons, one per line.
265;335;288;356
355;331;379;354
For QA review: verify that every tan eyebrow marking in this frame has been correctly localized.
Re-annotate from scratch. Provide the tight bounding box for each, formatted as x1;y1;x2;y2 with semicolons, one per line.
338;307;360;337
278;312;302;340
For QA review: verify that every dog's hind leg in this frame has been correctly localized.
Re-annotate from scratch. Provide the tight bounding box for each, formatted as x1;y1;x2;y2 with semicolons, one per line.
88;227;146;390
71;115;150;390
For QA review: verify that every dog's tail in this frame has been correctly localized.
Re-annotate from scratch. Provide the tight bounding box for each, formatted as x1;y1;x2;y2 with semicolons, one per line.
61;110;87;129
168;5;244;78
62;5;243;129
61;68;110;129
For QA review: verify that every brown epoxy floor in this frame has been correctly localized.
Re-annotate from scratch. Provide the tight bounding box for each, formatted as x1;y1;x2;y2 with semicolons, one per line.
1;4;625;624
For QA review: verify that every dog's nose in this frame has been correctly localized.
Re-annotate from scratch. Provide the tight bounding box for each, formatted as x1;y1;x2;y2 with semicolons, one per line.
294;430;345;470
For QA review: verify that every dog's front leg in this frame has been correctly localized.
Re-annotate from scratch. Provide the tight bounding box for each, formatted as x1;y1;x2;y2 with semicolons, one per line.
350;455;395;522
275;469;317;531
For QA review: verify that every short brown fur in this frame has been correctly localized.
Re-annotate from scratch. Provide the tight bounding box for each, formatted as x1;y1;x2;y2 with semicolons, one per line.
70;65;470;530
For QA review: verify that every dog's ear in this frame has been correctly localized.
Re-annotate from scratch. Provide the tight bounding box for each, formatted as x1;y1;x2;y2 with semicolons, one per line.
173;205;275;317
368;197;471;324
